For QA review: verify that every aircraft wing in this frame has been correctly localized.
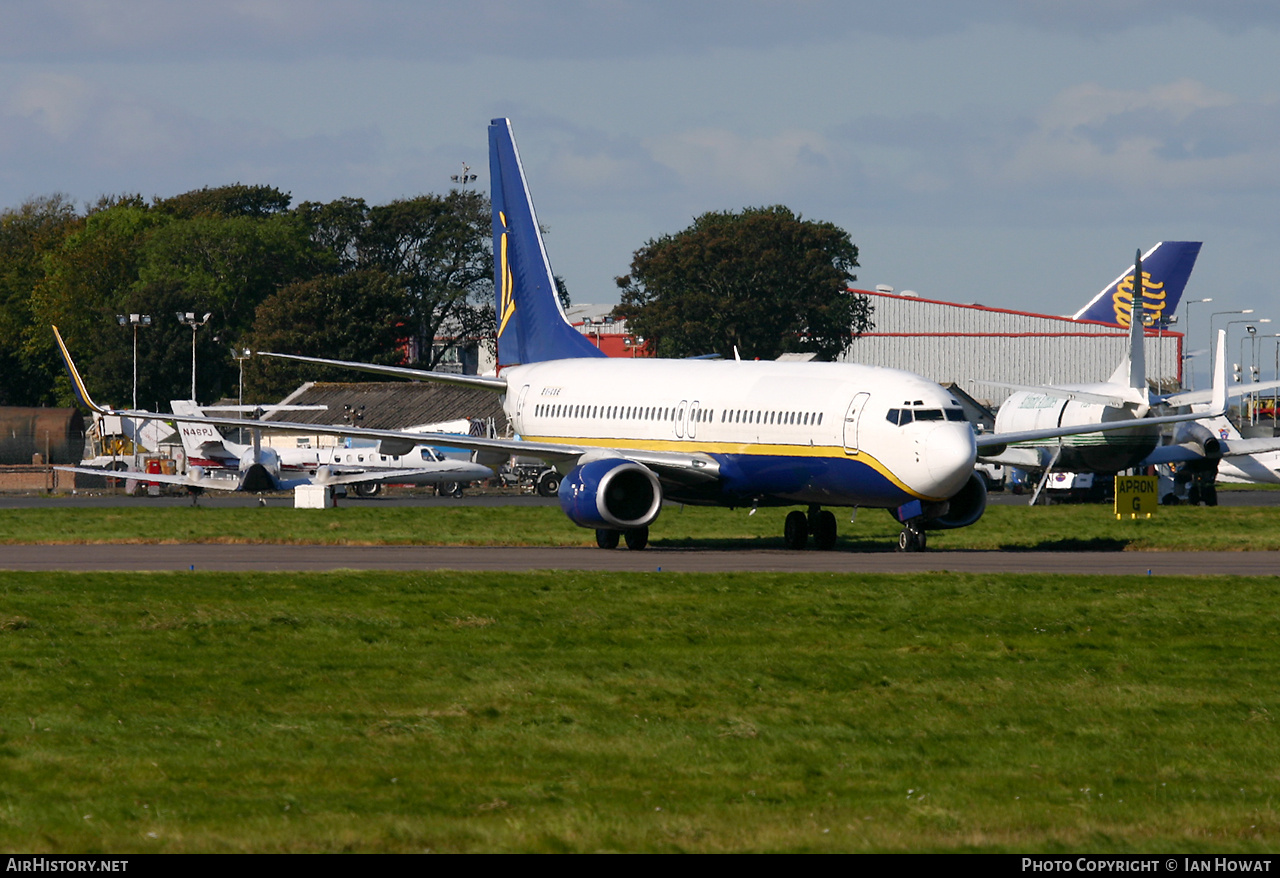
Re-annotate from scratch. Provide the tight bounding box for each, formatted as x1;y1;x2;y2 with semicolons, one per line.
302;461;494;488
1142;434;1280;466
115;408;714;483
256;351;507;392
974;379;1142;408
54;466;241;492
1163;378;1280;407
975;408;1233;453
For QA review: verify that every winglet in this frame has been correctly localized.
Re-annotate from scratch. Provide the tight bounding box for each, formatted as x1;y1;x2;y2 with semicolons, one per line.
1210;328;1227;416
52;325;111;415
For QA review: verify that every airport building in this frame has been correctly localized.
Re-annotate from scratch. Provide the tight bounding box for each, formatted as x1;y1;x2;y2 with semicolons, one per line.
840;288;1184;408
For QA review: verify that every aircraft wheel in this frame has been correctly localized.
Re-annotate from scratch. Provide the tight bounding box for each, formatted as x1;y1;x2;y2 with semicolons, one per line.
536;470;561;497
596;529;620;550
783;510;808;550
811;510;838;551
624;526;649;551
353;482;381;497
437;481;462;498
897;525;925;553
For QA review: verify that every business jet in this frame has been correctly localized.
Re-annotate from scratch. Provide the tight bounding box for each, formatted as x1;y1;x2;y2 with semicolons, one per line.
1138;407;1280;503
167;401;488;497
54;119;1228;549
49;344;492;500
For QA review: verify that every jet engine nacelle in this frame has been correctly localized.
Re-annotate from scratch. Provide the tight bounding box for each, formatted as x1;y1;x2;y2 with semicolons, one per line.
926;470;988;530
1171;422;1223;460
558;458;663;531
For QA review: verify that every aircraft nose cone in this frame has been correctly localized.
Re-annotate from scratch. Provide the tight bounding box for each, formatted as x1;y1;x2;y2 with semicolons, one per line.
924;426;976;495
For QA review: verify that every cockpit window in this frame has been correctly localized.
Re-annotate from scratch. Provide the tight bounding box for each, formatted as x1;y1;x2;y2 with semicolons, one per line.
887;406;966;426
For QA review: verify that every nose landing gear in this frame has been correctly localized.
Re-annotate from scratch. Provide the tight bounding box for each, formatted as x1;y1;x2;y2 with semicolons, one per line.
897;521;927;552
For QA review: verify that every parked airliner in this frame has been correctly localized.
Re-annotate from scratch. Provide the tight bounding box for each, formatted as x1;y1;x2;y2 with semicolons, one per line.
1072;241;1201;326
55;119;1228;550
981;249;1259;502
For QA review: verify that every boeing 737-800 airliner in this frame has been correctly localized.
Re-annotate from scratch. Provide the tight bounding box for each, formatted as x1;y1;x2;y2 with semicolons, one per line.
55;119;1226;550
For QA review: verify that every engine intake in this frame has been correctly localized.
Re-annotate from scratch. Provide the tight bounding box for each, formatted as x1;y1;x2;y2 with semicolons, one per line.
926;470;988;530
559;459;663;531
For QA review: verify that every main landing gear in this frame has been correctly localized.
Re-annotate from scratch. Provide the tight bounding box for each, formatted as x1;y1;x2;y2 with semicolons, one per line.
783;506;838;551
596;526;649;551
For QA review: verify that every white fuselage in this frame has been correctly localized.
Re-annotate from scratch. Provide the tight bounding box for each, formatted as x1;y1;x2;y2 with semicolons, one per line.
990;386;1156;473
175;420;462;485
502;358;977;506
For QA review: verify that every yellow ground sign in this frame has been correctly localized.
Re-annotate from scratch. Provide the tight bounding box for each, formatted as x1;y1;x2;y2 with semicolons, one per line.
1114;475;1157;518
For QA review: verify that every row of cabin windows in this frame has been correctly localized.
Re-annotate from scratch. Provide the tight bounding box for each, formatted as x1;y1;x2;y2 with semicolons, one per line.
534;403;702;421
721;409;823;426
532;402;823;428
328;448;442;464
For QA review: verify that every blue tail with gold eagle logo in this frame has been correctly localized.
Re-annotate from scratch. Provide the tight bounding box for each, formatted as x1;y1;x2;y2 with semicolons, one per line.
489;118;606;369
1072;241;1201;327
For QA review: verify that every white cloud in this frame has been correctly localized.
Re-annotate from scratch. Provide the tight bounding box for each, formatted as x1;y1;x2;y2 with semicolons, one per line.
643;128;837;201
1002;80;1280;192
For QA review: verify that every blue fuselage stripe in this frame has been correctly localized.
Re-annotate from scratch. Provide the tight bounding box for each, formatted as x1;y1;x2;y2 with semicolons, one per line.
683;453;910;507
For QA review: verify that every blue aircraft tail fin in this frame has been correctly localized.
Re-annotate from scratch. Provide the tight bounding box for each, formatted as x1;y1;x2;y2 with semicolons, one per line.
489;118;605;368
1072;241;1201;326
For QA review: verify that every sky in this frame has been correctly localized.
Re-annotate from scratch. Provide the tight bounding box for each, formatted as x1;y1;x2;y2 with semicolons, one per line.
3;1;1280;386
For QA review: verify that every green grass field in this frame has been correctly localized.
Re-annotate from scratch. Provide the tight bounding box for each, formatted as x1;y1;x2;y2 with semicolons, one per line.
3;568;1280;853
2;501;1280;550
3;503;1279;852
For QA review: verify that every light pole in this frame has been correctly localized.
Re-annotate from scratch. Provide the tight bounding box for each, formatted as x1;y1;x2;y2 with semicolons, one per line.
451;162;477;188
115;313;151;410
176;312;212;402
1180;298;1212;390
232;347;251;408
1210;309;1252;373
1240;327;1257;398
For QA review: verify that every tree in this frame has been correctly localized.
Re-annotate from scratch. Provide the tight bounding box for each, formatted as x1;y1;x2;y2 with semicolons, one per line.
0;194;80;405
242;270;412;401
154;184;293;220
357;190;492;370
615;206;872;360
27;197;167;408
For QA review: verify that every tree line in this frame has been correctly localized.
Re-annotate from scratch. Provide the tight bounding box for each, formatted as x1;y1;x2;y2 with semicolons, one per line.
0;183;870;412
0;184;491;408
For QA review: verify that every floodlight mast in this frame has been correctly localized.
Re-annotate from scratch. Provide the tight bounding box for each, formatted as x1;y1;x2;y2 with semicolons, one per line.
176;311;212;402
115;313;151;410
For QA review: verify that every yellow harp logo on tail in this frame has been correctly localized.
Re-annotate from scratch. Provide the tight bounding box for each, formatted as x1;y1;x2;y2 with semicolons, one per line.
497;211;517;339
1111;271;1167;328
